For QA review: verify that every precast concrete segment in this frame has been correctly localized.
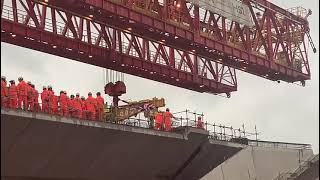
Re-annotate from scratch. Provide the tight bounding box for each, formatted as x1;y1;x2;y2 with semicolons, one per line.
1;108;244;180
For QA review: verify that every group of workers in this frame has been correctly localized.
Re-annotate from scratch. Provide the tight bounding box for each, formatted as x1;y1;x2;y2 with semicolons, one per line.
1;76;105;121
1;75;205;131
153;108;204;131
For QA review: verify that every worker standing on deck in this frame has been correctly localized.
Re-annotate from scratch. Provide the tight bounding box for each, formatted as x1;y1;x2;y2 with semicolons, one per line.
8;80;18;109
41;86;49;113
163;108;174;131
52;93;58;114
81;96;86;119
47;86;54;113
32;84;40;112
73;93;82;119
85;92;97;120
68;95;76;117
1;76;8;108
17;77;28;110
27;81;35;111
154;111;164;130
95;92;104;121
196;116;204;129
59;91;69;117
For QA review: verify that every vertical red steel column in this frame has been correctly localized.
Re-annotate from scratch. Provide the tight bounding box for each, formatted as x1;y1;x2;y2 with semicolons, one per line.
40;5;47;29
12;0;18;22
169;47;175;68
193;53;198;83
1;0;4;18
222;17;227;42
117;30;123;54
193;5;199;31
266;9;273;61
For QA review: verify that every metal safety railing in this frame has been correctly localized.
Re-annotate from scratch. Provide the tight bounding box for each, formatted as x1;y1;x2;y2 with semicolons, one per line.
248;140;312;150
273;154;318;180
113;109;260;143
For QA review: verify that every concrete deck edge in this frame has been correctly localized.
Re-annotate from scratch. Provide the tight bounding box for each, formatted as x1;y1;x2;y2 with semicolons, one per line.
1;108;184;139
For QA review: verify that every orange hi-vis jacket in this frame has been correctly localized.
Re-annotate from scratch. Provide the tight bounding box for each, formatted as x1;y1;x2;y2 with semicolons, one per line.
17;80;28;96
27;85;35;102
163;111;173;131
1;80;8;97
81;99;86;111
8;84;18;98
33;89;39;103
155;112;164;129
52;95;58;109
47;90;54;103
59;93;68;109
74;97;82;110
68;98;76;110
96;95;104;109
85;95;97;112
41;89;48;102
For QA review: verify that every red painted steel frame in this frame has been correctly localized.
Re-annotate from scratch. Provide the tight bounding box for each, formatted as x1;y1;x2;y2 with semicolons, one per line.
44;0;311;84
1;0;237;94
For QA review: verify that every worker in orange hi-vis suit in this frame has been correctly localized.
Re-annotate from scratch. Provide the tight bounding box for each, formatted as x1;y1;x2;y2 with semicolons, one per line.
47;86;55;114
26;81;35;111
68;95;76;117
52;94;58;115
85;92;97;120
8;80;18;109
1;76;9;108
32;84;40;112
59;91;69;117
73;93;83;119
17;77;28;110
41;86;49;113
163;108;174;131
196;116;204;129
154;111;164;130
81;96;86;119
95;92;104;121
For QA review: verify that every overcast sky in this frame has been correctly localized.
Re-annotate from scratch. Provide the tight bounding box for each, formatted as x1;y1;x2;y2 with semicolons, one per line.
1;0;319;153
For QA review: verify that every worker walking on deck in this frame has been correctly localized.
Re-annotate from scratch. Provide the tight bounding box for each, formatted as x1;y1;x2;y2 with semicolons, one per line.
1;76;8;108
41;86;49;113
85;92;97;120
163;108;174;131
17;77;28;110
95;92;104;121
8;80;18;109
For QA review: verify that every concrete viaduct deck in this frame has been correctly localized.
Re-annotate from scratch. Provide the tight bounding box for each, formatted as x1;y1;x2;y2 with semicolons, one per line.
1;108;245;180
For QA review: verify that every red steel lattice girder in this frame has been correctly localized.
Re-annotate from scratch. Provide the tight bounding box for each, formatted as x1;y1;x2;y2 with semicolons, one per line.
44;0;311;84
1;0;237;94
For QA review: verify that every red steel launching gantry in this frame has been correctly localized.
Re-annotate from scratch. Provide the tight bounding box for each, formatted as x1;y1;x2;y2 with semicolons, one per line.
1;0;315;96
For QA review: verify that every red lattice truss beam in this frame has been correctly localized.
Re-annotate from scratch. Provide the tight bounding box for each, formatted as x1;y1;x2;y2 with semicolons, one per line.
47;0;311;83
1;0;237;95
